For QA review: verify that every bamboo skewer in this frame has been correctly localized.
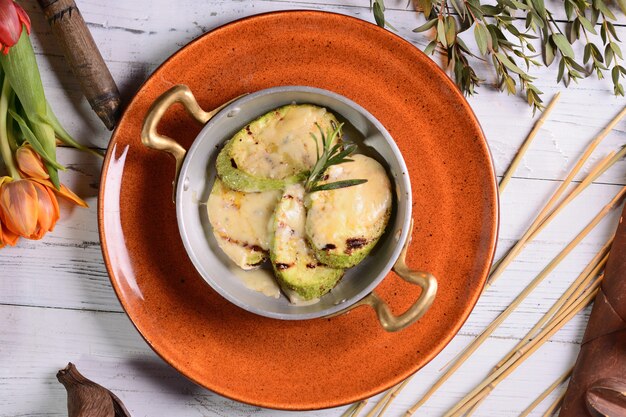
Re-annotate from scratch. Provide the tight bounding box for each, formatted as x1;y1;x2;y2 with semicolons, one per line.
403;187;625;417
375;377;413;417
519;366;573;417
541;390;566;417
499;93;561;193
487;105;626;286
445;287;599;417
364;384;402;417
352;400;367;417
462;262;603;417
495;243;611;369
341;402;359;417
487;146;620;288
447;264;604;417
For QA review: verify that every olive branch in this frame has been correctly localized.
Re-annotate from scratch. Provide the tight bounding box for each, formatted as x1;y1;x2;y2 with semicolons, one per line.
369;0;626;112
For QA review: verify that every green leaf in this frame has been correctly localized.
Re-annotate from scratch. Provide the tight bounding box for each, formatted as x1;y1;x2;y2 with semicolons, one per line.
417;0;433;17
544;40;555;66
557;57;566;83
373;0;385;27
612;65;620;85
445;16;457;46
606;43;615;65
310;179;368;192
531;0;546;16
437;18;447;48
450;0;466;19
584;43;592;63
564;0;574;19
495;51;527;75
424;40;437;55
474;23;490;55
413;19;438;32
594;0;616;19
44;101;102;157
9;108;64;170
578;15;597;34
552;34;575;59
610;42;623;59
617;0;626;15
607;22;621;42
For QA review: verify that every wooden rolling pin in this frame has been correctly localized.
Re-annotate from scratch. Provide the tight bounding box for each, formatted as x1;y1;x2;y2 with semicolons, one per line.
37;0;121;130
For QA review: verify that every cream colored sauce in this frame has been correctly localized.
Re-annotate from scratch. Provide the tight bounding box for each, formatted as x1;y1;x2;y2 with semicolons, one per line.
229;266;281;298
207;179;280;251
283;288;320;306
273;184;307;253
232;105;335;179
306;154;392;253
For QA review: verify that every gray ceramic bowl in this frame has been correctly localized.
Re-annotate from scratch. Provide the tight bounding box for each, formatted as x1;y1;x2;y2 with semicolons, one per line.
141;85;437;331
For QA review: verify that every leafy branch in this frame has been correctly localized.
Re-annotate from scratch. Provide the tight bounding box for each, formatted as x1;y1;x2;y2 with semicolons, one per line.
369;0;626;111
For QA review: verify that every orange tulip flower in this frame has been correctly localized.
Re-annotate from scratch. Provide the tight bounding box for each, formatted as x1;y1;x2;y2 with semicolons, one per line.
0;176;60;240
16;145;49;179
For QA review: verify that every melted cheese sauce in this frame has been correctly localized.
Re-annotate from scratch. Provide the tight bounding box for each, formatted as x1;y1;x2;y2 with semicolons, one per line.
306;154;392;253
229;266;281;298
208;179;280;251
232;105;335;179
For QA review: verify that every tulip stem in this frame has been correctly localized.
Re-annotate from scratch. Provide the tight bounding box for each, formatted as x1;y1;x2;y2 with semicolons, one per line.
0;76;19;180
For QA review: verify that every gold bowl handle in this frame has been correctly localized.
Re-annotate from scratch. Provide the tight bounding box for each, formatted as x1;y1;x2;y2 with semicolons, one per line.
140;84;240;200
339;221;438;332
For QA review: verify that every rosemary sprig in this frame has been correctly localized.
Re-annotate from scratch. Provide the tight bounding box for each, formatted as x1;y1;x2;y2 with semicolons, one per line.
304;122;368;193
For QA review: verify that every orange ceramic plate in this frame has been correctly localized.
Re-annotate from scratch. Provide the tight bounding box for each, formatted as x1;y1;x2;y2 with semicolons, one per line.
98;11;498;410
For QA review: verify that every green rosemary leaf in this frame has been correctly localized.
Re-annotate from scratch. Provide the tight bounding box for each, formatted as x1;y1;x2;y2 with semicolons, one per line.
309;179;368;192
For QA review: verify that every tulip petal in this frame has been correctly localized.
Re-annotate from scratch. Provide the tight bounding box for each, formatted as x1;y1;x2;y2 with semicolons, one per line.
16;145;49;179
30;182;59;239
14;1;30;35
0;179;38;237
0;0;23;49
30;178;88;208
0;219;19;247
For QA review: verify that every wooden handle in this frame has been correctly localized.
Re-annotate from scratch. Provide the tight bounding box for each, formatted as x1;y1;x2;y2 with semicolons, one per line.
37;0;121;130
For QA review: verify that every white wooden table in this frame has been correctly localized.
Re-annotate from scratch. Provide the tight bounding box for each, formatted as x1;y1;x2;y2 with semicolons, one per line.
2;1;625;416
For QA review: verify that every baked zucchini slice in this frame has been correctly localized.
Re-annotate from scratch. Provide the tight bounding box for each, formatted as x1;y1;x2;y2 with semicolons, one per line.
207;179;281;269
270;184;344;300
216;104;340;192
305;154;392;268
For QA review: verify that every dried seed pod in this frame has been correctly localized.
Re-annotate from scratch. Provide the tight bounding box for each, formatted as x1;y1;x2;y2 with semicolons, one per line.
585;378;626;417
57;363;131;417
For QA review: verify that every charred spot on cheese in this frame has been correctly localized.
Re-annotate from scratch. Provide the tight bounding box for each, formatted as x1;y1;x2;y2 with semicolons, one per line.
305;154;392;269
216;104;340;192
207;179;281;270
270;184;344;301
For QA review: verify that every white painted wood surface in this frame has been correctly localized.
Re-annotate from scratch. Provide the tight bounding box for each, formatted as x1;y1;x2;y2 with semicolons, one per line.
1;0;626;416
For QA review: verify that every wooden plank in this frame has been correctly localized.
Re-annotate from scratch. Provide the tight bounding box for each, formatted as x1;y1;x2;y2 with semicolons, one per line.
0;303;577;417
